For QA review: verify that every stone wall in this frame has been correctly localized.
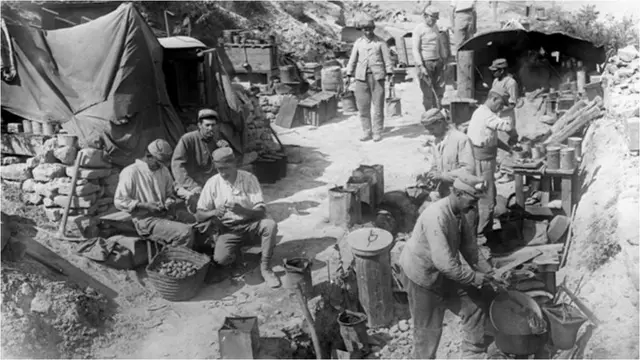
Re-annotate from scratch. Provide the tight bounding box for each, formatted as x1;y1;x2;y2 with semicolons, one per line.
1;137;117;237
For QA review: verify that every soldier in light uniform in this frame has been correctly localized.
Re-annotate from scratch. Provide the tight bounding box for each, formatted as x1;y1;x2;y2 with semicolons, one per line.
413;6;447;111
346;15;394;142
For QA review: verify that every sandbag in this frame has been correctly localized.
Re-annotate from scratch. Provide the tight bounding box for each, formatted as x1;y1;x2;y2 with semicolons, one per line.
32;163;66;182
68;166;112;180
1;163;33;181
53;146;78;165
53;193;98;209
78;148;112;169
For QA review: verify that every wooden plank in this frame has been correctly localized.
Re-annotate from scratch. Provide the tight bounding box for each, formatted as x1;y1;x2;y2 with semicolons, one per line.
561;176;574;216
524;205;554;218
493;244;564;267
15;233;118;299
493;250;542;278
1;133;51;156
275;95;299;129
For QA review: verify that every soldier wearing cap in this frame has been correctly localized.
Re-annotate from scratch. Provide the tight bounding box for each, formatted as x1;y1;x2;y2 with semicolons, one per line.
466;86;516;237
346;14;394;142
418;108;475;204
413;5;447;111
172;108;229;206
450;0;477;53
114;139;194;248
195;147;281;288
399;172;495;359
489;58;519;129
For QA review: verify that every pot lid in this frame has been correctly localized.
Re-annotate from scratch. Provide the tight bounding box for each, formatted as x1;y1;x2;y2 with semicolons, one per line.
347;228;393;256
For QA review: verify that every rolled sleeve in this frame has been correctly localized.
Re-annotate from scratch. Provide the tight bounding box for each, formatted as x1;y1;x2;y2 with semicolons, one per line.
424;212;477;286
197;179;216;211
246;174;265;209
486;113;513;132
113;168;138;213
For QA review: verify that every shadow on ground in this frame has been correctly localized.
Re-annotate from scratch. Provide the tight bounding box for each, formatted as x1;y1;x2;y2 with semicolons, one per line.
267;200;321;223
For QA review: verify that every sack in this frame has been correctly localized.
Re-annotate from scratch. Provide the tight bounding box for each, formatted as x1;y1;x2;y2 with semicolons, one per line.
77;237;136;270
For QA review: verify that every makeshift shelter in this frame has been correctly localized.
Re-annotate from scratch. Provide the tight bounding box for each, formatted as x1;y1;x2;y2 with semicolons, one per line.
458;29;606;95
1;3;185;167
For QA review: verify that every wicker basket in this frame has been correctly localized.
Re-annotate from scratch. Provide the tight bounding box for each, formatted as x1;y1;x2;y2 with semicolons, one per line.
146;246;211;301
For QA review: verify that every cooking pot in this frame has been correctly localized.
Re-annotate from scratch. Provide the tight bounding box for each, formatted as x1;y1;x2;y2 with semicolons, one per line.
490;290;549;356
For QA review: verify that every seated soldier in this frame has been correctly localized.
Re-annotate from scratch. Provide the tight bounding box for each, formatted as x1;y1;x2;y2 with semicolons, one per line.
172;109;228;209
114;139;194;248
195;147;281;288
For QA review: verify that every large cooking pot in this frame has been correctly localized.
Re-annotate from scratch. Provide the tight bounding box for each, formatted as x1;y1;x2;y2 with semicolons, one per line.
490;290;549;356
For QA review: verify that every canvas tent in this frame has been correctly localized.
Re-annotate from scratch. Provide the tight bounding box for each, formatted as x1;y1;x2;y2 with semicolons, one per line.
1;3;185;167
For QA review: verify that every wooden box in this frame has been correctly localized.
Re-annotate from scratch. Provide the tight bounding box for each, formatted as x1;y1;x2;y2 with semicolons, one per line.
302;62;323;80
314;91;338;120
298;97;325;127
219;316;260;359
223;43;278;74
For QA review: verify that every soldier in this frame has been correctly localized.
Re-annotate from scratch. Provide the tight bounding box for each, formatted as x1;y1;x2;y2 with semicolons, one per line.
413;6;447;111
450;0;477;52
346;15;394;142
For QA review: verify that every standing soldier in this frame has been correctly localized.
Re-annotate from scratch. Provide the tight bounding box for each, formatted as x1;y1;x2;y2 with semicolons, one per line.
346;15;394;142
413;6;446;111
489;58;519;125
466;86;515;237
450;0;477;52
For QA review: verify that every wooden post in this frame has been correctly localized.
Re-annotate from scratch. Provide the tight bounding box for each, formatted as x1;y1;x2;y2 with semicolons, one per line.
492;1;499;24
456;50;475;99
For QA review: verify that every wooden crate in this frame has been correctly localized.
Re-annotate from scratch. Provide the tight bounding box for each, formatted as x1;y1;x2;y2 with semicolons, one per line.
298;97;325;127
302;62;322;80
219;316;260;359
223;43;278;74
313;91;338;121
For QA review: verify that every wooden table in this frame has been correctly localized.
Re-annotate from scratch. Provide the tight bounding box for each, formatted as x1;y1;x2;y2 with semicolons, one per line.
513;165;579;216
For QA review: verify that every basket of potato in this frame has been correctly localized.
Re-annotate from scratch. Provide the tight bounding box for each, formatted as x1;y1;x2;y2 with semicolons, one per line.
146;246;211;301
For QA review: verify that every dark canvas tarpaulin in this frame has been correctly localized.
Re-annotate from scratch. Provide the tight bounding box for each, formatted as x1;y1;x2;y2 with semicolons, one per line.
1;3;184;167
459;29;606;71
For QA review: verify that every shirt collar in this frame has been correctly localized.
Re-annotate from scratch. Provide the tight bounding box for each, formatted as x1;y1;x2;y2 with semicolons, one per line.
446;196;462;219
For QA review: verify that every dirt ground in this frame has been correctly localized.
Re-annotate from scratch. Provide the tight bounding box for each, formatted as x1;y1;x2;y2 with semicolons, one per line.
2;2;638;358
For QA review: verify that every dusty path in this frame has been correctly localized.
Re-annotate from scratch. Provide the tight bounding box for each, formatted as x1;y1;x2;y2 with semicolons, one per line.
92;73;475;358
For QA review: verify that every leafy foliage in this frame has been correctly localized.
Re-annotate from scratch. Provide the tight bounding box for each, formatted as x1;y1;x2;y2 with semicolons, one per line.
532;5;639;57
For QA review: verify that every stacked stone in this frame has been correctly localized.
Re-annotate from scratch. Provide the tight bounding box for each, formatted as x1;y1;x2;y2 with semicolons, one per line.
243;93;281;155
604;45;640;96
0;137;118;237
258;94;285;123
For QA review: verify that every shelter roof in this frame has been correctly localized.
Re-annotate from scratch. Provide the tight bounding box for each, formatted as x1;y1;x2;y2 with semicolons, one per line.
158;36;206;49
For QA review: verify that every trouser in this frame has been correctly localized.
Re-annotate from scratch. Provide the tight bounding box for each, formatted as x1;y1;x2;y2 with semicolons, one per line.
132;216;194;248
453;10;476;52
475;158;497;235
418;59;445;111
355;73;385;137
402;273;487;359
197;218;278;266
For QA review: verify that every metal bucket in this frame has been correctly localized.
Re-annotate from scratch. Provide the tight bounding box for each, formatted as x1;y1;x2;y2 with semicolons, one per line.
337;310;370;353
282;257;313;297
385;87;402;118
542;303;588;350
42;122;55;136
546;145;561;170
341;91;358;113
